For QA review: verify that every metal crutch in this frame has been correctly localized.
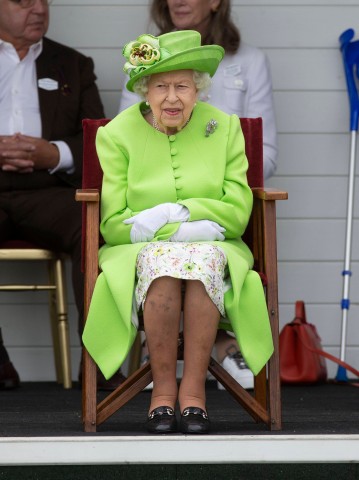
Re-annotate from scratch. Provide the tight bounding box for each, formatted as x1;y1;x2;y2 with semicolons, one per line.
337;29;359;381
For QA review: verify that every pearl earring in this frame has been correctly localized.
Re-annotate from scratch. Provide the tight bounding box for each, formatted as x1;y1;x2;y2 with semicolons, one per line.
145;101;150;106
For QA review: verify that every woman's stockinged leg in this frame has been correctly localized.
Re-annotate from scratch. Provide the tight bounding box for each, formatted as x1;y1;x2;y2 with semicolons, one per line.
143;276;182;412
179;280;220;413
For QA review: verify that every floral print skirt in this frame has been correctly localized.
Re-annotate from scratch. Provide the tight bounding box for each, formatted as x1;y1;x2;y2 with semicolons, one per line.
135;242;228;316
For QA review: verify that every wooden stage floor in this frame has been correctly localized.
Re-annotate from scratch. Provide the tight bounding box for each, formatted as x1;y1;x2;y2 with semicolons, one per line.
0;381;358;437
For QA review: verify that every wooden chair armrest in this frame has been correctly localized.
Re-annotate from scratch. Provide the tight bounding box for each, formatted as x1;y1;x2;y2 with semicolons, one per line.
75;188;100;317
75;189;100;202
252;187;288;201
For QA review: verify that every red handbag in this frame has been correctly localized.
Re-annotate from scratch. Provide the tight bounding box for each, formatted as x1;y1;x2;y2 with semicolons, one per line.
279;301;327;384
280;301;359;384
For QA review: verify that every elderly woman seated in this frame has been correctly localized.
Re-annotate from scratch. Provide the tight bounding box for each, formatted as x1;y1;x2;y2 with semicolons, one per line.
82;30;273;434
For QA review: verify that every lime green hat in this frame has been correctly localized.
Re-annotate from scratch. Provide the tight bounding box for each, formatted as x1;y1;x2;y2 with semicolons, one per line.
123;30;224;92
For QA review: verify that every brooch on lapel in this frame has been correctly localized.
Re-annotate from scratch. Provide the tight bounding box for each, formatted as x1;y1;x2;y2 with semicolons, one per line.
205;119;218;137
56;68;71;96
60;82;71;96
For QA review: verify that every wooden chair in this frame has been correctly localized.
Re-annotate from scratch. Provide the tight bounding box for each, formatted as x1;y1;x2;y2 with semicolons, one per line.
0;240;72;389
77;117;288;432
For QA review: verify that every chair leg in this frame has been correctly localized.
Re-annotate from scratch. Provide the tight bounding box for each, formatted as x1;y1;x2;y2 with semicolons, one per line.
96;362;153;426
48;260;62;384
209;356;270;426
265;288;282;430
54;258;72;389
267;326;282;430
268;360;281;429
82;349;98;432
254;366;267;410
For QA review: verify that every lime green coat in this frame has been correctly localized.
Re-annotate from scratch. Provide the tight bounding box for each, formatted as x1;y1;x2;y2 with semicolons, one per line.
82;101;273;379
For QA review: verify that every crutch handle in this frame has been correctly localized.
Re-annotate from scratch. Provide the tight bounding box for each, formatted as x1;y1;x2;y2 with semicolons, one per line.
339;28;359;131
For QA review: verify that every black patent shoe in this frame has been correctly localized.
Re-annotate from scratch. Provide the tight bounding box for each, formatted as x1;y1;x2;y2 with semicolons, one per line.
146;406;178;434
180;407;210;434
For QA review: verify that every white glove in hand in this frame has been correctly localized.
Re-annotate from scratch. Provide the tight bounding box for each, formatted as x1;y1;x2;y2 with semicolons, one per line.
123;203;189;243
170;220;226;242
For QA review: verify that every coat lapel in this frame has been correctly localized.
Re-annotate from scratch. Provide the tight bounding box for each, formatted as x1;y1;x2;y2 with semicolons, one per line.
36;38;61;140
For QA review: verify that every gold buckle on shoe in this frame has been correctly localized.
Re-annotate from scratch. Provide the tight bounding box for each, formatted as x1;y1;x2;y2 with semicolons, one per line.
182;407;208;419
148;406;174;420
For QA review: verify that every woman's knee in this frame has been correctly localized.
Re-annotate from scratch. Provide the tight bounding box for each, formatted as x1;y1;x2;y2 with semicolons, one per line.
145;277;181;313
184;280;220;317
184;280;210;305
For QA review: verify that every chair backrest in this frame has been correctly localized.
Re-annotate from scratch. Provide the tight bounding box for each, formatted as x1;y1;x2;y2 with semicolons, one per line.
82;117;264;190
240;118;264;188
82;118;111;190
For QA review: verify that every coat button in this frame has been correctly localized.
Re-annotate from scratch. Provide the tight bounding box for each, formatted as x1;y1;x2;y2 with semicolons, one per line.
170;147;178;155
169;135;176;142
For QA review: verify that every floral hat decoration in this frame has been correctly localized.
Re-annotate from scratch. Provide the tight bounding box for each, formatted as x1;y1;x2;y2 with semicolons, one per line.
123;30;224;92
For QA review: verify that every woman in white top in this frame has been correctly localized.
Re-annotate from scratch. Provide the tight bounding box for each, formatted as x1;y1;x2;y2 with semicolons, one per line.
120;0;277;180
118;0;278;389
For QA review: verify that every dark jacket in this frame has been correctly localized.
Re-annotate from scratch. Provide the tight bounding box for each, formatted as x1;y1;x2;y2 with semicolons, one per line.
36;37;105;187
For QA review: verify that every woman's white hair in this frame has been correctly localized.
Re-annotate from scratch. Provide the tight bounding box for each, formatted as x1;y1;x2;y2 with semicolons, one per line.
132;70;211;98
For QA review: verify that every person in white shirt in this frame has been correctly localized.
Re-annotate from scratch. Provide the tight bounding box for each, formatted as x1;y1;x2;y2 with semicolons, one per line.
118;0;278;390
0;0;125;390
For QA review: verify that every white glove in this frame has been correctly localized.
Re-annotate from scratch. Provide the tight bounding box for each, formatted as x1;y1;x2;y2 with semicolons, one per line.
123;203;189;243
170;220;226;242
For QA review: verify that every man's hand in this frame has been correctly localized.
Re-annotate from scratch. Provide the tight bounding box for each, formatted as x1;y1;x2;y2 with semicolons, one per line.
0;133;59;173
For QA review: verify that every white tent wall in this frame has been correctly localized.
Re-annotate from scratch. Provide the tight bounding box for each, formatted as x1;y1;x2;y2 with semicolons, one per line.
1;0;358;380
